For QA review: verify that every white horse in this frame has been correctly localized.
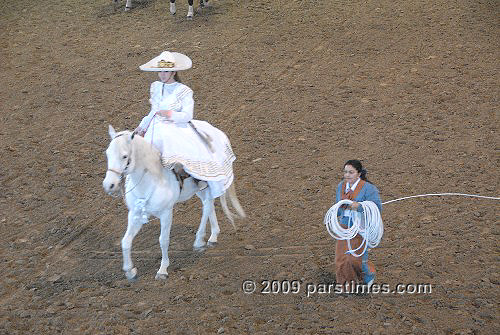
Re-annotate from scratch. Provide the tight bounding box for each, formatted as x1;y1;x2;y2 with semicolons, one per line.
113;0;210;19
103;125;245;280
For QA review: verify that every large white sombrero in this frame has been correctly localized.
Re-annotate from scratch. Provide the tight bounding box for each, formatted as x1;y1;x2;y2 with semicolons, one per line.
139;51;192;72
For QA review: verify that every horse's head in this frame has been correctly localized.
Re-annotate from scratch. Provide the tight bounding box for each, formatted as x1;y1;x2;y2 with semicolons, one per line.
103;125;136;195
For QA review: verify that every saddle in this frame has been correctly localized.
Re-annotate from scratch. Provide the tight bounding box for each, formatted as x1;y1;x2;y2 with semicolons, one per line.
172;163;206;191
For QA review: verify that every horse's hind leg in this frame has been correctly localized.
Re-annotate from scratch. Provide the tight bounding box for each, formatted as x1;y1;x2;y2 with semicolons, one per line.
125;0;132;11
187;0;194;19
169;0;176;15
156;210;173;280
207;206;220;247
193;191;213;251
121;211;143;281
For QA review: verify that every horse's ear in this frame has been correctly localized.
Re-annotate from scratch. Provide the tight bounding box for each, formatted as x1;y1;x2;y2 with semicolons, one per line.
108;125;116;139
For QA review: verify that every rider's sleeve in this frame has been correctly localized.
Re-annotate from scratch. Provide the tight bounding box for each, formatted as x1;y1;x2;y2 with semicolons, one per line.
137;83;158;131
169;86;194;123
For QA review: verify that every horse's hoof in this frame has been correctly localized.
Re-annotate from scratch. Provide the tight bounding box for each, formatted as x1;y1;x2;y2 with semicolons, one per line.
187;8;194;20
125;267;138;281
155;273;168;280
207;241;217;248
193;246;206;252
125;7;131;11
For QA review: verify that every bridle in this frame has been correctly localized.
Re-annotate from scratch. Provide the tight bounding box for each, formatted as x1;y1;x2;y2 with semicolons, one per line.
107;133;132;179
106;157;131;179
106;132;144;197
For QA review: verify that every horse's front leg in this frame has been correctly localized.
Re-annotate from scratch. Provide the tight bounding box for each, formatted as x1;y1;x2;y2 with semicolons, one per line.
169;0;176;15
187;0;194;19
121;211;143;281
207;206;220;247
193;196;213;251
156;209;173;280
125;0;132;10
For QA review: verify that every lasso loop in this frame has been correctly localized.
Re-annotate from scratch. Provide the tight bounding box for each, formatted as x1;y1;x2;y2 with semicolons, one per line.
324;193;499;257
324;200;383;257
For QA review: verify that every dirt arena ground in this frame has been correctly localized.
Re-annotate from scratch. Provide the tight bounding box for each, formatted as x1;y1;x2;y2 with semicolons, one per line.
1;0;498;334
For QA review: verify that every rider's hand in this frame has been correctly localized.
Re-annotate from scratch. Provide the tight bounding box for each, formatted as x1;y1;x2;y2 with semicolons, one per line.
157;110;173;118
134;127;145;137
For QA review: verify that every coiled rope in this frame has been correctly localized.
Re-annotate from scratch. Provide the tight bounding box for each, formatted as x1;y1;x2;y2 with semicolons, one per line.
324;200;383;257
325;193;499;257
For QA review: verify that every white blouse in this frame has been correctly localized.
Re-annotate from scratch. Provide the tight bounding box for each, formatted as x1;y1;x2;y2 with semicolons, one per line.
138;81;194;130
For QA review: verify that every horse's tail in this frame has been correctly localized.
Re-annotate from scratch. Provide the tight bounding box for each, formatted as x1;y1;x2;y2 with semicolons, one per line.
220;182;246;229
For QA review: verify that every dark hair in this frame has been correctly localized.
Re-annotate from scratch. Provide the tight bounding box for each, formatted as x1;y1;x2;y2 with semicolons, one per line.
174;72;181;83
344;159;371;183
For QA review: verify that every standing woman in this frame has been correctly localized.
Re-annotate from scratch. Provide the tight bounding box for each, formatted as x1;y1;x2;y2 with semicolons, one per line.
334;160;382;287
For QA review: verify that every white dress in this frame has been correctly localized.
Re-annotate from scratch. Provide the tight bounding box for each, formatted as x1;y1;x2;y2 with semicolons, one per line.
138;81;235;198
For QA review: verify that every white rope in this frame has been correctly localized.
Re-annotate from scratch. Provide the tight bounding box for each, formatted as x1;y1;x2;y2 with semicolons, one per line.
382;192;500;205
325;193;499;257
324;200;383;257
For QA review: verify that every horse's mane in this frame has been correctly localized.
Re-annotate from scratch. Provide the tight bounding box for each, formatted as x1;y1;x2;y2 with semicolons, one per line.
118;131;164;180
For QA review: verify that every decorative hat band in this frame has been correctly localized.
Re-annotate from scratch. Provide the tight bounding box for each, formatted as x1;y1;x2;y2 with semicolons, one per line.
157;60;175;68
139;51;192;72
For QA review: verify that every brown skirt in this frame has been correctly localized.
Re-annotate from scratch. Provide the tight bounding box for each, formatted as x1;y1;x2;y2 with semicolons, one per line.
335;234;375;284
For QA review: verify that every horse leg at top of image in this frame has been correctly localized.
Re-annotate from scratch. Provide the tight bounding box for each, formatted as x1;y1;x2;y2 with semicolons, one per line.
169;0;194;18
171;0;210;19
187;0;194;19
169;0;176;15
199;0;210;9
113;0;133;11
125;0;132;11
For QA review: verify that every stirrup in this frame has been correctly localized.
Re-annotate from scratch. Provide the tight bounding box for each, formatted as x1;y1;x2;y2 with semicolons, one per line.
193;178;208;190
172;164;188;189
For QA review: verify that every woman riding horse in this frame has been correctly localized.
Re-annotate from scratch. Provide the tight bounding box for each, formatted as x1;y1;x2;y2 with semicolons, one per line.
135;50;234;199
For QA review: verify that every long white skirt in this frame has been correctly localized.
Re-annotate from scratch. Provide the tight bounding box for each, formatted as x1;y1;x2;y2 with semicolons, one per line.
144;117;235;198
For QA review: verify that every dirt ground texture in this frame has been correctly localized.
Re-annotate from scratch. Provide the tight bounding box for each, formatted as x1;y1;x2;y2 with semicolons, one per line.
0;0;499;334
